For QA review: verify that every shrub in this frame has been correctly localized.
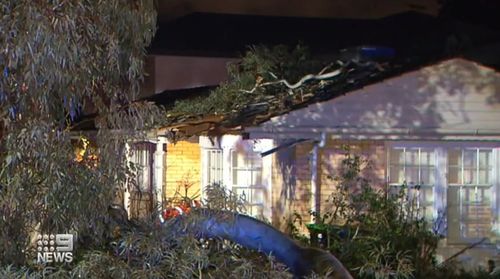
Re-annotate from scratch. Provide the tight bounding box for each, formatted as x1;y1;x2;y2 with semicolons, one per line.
306;148;441;278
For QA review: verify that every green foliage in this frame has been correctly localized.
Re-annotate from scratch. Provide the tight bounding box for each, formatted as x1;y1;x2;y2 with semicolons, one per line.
306;148;439;278
301;147;495;279
204;182;247;212
167;45;324;118
0;0;160;266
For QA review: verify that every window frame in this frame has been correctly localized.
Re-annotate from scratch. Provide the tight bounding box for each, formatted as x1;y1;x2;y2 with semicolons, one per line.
131;142;156;192
387;146;438;220
386;141;500;244
447;148;495;242
229;148;265;217
203;148;224;187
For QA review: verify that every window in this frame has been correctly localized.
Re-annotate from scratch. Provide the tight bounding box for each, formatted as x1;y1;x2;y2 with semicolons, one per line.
388;147;436;220
231;150;264;217
447;148;493;241
129;142;155;219
205;149;223;186
131;142;155;192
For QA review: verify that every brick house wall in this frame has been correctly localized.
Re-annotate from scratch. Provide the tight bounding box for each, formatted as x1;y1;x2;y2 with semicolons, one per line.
270;138;387;231
164;138;201;200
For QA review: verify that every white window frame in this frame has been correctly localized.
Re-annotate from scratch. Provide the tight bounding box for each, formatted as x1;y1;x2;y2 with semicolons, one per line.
130;142;156;192
386;141;500;244
199;136;273;219
447;147;496;242
202;148;224;187
387;146;438;220
229;148;265;217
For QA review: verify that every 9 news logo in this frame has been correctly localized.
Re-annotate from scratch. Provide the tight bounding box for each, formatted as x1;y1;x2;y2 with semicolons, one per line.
36;234;74;263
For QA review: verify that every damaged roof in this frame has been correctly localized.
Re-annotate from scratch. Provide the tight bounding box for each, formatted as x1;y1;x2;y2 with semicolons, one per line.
157;42;500;141
157;46;424;139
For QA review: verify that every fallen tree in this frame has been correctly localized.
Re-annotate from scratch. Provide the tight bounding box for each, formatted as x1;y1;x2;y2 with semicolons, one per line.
172;209;354;279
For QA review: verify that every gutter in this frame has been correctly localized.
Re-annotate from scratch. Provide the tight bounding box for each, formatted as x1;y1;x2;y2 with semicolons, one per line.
246;127;500;141
245;126;500;136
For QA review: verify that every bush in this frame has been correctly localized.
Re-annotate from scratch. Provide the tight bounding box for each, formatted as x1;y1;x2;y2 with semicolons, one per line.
299;147;499;278
301;147;464;279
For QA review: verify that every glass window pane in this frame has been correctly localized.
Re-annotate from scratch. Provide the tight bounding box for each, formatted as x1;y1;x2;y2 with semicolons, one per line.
422;206;435;220
405;166;419;185
463;150;476;169
420;149;435;166
390;149;404;165
388;185;402;196
478;150;491;168
448;167;460;184
478;169;491;185
132;144;153;191
473;186;492;204
207;150;223;185
252;170;262;186
463;168;476;185
421;187;434;204
231;147;263;215
235;188;248;202
389;166;403;184
232;150;239;168
447;147;494;242
232;169;239;186
251;187;264;204
405;149;419;166
420;167;435;185
448;149;461;167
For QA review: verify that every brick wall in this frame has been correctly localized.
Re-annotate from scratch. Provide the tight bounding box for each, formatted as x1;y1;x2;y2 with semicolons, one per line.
318;139;386;216
164;139;201;200
271;140;314;231
271;138;387;230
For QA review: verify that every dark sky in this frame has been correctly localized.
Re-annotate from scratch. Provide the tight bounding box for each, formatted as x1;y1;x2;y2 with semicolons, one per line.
149;1;500;62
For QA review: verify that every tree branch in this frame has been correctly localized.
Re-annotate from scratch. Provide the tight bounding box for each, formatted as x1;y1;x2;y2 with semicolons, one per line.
241;66;344;94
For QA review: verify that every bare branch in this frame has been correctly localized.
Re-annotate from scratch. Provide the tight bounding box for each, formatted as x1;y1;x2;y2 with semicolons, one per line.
241;67;344;94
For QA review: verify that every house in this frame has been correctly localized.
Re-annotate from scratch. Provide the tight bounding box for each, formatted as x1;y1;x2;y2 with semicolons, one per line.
244;57;500;266
99;1;500;266
121;57;500;269
118;0;500;220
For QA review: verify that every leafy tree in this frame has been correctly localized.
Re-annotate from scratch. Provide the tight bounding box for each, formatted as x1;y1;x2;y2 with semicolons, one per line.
0;3;317;278
0;0;159;265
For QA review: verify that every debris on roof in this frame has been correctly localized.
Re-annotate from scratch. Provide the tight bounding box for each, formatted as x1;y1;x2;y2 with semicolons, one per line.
157;45;405;140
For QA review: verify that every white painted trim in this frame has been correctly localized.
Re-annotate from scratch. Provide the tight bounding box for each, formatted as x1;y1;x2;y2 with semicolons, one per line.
154;138;167;210
124;142;132;218
311;144;319;223
199;135;274;220
386;141;500;241
493;149;500;236
261;146;274;220
247;128;500;142
247;126;500;135
435;146;448;234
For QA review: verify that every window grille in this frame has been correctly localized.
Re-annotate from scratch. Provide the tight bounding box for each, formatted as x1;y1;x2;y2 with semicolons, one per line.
447;148;493;241
131;142;155;192
205;149;223;186
230;150;264;217
388;147;436;220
